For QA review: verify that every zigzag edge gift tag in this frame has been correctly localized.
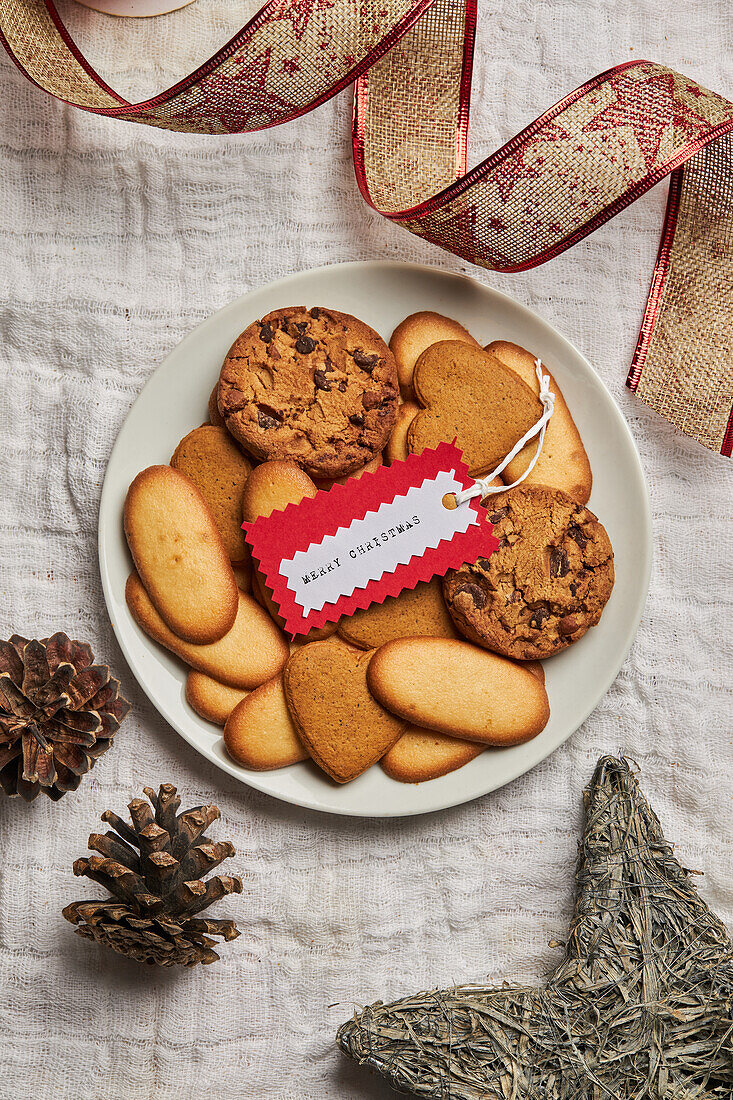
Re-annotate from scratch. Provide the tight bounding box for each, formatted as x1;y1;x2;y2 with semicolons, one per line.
242;442;497;637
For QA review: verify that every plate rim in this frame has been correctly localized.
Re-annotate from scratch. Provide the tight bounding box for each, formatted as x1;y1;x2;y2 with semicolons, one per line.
99;259;652;818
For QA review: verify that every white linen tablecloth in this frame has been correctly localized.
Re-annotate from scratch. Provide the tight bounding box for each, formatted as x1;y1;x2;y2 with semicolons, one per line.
0;0;731;1095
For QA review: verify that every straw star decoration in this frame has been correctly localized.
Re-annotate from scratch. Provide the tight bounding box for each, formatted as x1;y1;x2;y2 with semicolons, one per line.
338;756;733;1099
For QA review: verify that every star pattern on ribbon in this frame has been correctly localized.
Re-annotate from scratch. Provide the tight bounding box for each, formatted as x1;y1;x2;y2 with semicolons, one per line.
582;71;711;170
168;50;297;131
492;145;543;202
272;0;336;40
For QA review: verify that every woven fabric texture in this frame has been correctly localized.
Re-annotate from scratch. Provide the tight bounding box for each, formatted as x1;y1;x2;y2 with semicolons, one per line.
0;0;731;1096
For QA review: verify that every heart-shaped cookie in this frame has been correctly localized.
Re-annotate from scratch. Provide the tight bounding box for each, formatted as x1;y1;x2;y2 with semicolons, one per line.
408;341;543;476
283;637;405;783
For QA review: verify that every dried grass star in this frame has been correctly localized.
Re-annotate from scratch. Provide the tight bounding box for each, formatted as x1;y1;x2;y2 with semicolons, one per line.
338;756;733;1098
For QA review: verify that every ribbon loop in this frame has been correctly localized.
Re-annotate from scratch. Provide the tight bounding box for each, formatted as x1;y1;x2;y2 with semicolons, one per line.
1;0;732;453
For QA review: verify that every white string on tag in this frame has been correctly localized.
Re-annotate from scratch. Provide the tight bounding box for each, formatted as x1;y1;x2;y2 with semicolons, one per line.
453;359;555;506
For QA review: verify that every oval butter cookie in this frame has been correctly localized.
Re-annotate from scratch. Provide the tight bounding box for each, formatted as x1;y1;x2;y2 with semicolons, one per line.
218;306;399;479
170;425;252;563
241;458;318;524
443;485;614;660
381;660;544;781
486;341;592;503
381;727;485;783
185;671;248;726
367;637;549;744
124;465;238;644
224;675;308;771
126;571;288;689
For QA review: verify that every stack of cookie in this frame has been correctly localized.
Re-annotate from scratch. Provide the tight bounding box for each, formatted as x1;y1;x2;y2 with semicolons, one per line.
123;305;614;786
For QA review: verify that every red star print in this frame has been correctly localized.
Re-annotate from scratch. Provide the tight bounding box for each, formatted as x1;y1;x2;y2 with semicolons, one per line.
172;50;296;132
273;0;335;40
582;72;710;170
491;146;542;202
488;116;573;201
538;119;572;143
429;204;507;266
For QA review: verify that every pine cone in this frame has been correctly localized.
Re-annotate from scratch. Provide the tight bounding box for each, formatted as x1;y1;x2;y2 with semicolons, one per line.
63;784;243;966
0;632;130;802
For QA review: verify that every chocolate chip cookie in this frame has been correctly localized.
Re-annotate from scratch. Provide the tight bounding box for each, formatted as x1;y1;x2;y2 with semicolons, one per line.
218;306;399;479
443;485;614;660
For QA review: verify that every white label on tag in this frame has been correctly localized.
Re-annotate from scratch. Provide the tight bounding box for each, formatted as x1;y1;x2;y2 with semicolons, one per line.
279;469;477;614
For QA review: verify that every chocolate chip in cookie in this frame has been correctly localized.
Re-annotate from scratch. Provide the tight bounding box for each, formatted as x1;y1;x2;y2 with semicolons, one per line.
453;582;488;610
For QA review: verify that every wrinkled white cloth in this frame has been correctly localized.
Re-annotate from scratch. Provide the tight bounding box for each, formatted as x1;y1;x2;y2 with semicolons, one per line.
0;1;731;1096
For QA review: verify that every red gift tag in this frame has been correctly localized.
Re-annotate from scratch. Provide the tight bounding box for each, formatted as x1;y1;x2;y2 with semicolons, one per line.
243;442;499;636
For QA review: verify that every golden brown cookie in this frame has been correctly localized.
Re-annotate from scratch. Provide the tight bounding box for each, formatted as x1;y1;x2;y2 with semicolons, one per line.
338;578;458;650
390;312;479;397
224;675;308;770
381;659;544;782
486;341;592;503
126;571;288;689
232;557;252;593
252;569;338;642
284;637;405;783
367;637;550;744
314;452;382;490
208;383;225;427
170;425;253;563
380;728;485;783
408;342;543;476
384;401;419;463
241;459;318;524
185;671;248;726
443;485;614;660
124;465;238;644
218;306;399;478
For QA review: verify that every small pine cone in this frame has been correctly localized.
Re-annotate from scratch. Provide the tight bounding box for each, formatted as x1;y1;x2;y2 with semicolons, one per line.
0;632;130;802
63;784;243;966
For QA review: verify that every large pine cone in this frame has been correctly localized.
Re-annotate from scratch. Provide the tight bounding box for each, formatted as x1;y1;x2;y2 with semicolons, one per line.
63;784;242;966
0;632;130;801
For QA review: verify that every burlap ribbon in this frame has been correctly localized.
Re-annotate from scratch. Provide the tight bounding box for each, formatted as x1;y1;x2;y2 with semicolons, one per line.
2;0;732;453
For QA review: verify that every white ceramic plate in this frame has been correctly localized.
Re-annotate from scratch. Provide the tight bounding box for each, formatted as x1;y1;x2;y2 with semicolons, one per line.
99;261;651;817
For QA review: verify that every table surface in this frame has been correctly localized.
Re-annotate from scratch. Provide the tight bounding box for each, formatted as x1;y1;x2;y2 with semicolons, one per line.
0;1;731;1096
